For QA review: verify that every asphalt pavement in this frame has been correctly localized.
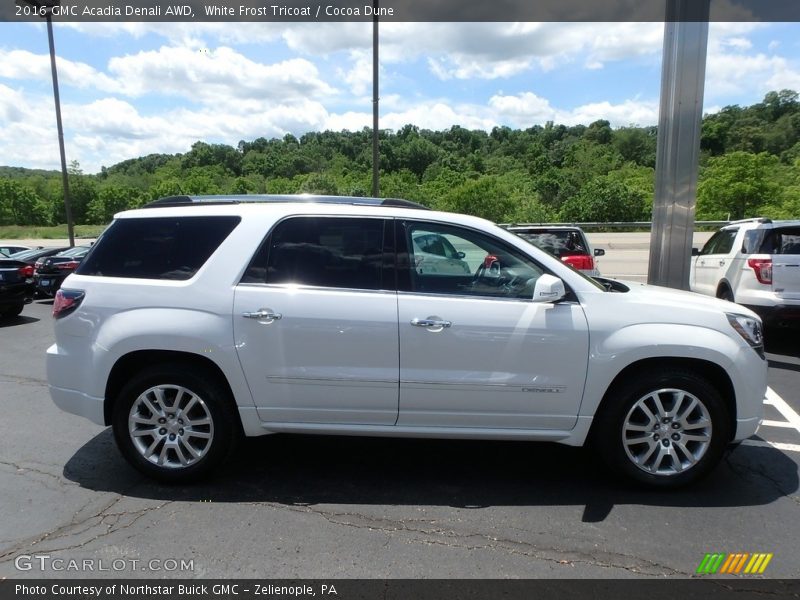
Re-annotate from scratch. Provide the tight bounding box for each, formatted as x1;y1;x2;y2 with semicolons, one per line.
0;300;798;579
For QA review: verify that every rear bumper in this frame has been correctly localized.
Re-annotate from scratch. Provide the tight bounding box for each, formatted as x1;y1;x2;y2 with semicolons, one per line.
34;274;67;297
47;342;107;425
0;282;34;306
49;385;105;426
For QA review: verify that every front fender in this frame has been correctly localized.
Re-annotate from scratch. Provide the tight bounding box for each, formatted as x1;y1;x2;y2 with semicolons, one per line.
579;323;743;418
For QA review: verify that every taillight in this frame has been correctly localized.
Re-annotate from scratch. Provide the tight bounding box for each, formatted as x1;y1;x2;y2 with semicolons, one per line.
18;265;34;278
747;258;772;285
55;260;80;271
562;254;595;271
53;289;85;319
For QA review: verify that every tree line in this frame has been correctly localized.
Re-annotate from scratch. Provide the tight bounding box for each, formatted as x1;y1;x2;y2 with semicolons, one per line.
1;89;799;227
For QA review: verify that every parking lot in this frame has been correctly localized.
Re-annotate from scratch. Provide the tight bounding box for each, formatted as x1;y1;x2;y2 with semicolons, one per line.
0;296;798;579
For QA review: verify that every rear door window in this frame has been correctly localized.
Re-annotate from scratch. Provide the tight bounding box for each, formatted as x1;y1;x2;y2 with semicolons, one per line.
242;216;391;291
77;216;240;280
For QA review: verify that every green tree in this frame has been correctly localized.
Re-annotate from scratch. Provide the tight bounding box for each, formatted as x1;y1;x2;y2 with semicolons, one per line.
0;179;52;225
696;151;780;220
299;173;338;195
86;185;146;224
559;177;647;222
65;163;98;225
439;176;516;222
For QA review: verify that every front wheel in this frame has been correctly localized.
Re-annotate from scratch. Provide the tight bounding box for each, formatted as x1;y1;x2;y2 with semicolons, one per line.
0;303;24;318
592;369;731;488
111;363;239;483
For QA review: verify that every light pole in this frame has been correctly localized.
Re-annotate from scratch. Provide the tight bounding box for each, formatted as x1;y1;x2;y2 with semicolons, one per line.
371;1;379;198
16;0;75;246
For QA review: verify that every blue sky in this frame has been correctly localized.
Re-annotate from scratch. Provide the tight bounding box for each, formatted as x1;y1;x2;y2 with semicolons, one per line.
1;22;799;173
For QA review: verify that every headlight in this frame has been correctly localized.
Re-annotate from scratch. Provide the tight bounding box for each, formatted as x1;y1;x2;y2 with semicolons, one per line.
726;313;765;357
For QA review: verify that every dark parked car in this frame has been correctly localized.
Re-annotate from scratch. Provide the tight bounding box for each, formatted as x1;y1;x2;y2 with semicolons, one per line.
0;257;35;318
34;245;91;297
8;246;69;266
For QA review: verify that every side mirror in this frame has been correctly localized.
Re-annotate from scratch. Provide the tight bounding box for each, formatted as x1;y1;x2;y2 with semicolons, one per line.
691;247;700;256
532;274;566;303
594;248;605;257
456;251;466;259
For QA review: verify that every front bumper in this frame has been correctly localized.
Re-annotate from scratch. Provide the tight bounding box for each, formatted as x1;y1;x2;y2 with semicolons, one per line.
735;415;762;441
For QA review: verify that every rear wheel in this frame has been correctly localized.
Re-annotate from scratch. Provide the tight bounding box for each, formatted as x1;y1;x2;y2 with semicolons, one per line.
111;363;239;483
593;369;731;488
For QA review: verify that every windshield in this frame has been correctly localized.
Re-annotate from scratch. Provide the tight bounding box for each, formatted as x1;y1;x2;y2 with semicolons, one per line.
516;229;589;257
56;246;92;258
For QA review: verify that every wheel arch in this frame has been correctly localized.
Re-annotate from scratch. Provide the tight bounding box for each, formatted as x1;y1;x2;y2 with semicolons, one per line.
716;279;734;299
588;357;737;443
104;350;239;427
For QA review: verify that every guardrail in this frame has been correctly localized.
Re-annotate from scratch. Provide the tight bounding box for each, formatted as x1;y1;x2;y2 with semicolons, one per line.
500;221;730;229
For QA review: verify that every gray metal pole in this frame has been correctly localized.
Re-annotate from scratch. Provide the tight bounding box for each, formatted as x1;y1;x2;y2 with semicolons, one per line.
648;0;709;289
45;13;75;247
371;5;379;198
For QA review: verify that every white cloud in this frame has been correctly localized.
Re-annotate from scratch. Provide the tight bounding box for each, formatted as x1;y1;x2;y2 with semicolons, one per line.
107;46;337;104
489;92;658;127
0;85;61;170
724;37;753;50
564;99;659;127
338;50;374;97
488;92;558;124
0;49;117;91
381;102;496;131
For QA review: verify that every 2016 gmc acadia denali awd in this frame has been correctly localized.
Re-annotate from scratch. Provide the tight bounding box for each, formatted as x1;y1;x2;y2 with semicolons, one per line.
46;195;767;487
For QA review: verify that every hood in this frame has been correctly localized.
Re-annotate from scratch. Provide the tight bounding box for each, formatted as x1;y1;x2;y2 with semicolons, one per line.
629;280;757;313
584;278;762;327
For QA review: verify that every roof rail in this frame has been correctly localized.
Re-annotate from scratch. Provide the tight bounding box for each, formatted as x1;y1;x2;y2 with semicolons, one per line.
143;194;429;210
728;217;772;225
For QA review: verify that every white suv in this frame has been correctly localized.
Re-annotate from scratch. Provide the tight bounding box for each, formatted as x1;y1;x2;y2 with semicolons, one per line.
47;195;767;488
690;218;800;327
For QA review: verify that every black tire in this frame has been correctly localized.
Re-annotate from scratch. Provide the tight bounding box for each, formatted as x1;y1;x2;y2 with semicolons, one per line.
111;362;239;483
0;303;24;318
592;369;731;488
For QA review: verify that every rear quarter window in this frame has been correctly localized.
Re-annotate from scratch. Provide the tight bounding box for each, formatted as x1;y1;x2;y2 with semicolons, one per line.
768;227;800;255
77;216;240;280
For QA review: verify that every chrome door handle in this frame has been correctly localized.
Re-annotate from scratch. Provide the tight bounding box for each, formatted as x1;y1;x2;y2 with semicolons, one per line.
411;317;451;329
242;309;282;321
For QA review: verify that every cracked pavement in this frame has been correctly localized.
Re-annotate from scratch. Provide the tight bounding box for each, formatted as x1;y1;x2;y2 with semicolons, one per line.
1;301;798;579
